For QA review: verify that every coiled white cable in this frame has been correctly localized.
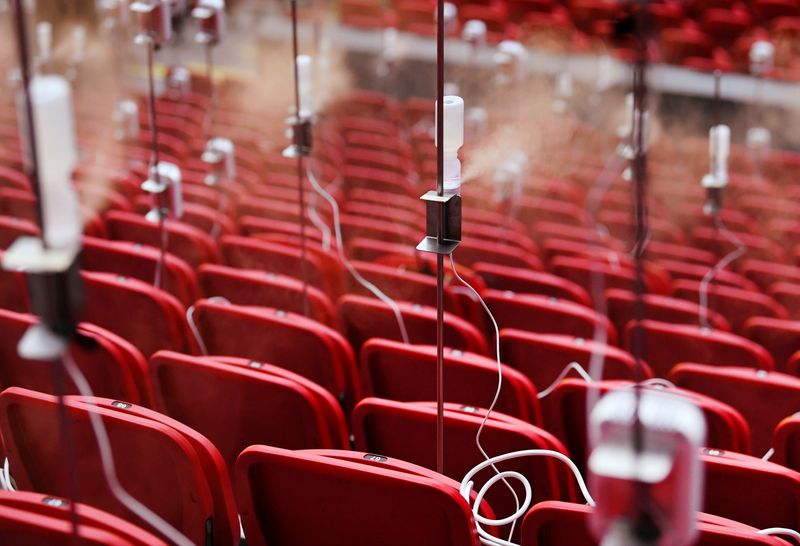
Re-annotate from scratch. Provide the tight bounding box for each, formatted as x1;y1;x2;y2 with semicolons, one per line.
537;361;593;400
699;217;746;330
306;163;410;344
61;351;193;546
758;527;800;541
449;252;520;541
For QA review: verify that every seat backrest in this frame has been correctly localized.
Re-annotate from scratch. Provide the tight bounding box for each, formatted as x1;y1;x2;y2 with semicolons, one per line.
352;398;572;541
0;388;238;546
337;294;488;355
0;215;39;250
236;445;482;546
150;351;348;474
672;280;788;334
474;262;591;306
0;491;167;546
105;210;218;267
192;299;360;411
0;249;28;311
0;309;151;405
198;263;336;326
454;239;544;270
540;379;751;470
670;364;800;456
81;271;192;357
520;500;790;545
626;320;774;377
773;414;800;473
360;338;541;423
81;236;200;305
499;329;651;391
486;290;617;344
743;317;800;373
703;449;800;532
606;288;730;334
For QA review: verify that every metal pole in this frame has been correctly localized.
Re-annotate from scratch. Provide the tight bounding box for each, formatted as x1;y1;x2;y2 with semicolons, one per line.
435;0;445;475
290;0;311;317
145;39;168;290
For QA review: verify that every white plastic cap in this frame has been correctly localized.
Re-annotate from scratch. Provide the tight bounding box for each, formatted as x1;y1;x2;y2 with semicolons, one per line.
462;19;487;44
443;2;457;25
296;54;313;117
36;22;52;63
750;40;775;65
436;95;464;158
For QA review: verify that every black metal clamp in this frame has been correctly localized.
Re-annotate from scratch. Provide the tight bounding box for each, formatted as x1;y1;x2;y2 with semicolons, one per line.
416;191;461;255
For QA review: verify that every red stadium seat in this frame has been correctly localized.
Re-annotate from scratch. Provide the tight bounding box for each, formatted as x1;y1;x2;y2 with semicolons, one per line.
0;490;167;545
552;255;665;297
540;379;752;470
198;263;336;326
703;449;800;532
80;236;200;306
150;351;348;473
360;338;541;423
0;215;39;250
520;500;791;545
773;414;800;473
105;210;219;268
741;260;800;292
670;364;800;456
0;309;151;405
606;288;731;334
485;290;617;344
625;320;774;377
190;298;360;411
658;259;758;291
81;271;194;358
236;445;483;546
352;398;573;541
337;294;489;355
474;262;592;305
500;329;651;390
672;279;788;334
0;388;239;546
0;249;28;312
744;317;800;372
455;238;544;270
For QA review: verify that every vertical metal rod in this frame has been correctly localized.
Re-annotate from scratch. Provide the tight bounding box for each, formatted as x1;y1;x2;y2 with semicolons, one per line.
709;71;722;325
12;0;46;246
146;39;168;290
290;0;311;317
435;0;445;475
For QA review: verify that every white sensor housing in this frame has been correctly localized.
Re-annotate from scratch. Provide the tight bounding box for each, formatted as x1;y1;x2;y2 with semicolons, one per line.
194;0;225;43
112;99;139;141
17;75;81;250
131;0;172;46
750;40;775;76
36;22;52;65
143;161;183;221
703;124;730;189
202;137;236;181
296;54;313;118
588;388;706;546
436;95;464;195
462;19;486;45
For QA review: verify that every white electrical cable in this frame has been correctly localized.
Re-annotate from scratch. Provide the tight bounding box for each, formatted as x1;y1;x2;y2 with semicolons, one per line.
641;378;676;389
698;217;747;330
537;362;593;400
306;163;410;344
61;352;193;546
460;449;596;546
186;296;229;356
0;458;15;491
449;253;520;542
758;527;800;541
307;194;332;251
762;448;775;462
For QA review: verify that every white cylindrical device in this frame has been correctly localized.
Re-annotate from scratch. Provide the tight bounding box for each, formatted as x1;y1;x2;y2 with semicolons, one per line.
709;124;730;187
462;19;487;46
131;0;172;46
203;137;236;181
17;75;81;249
749;40;774;76
113;99;140;140
296;54;313;118
36;22;52;65
436;95;464;195
194;0;226;42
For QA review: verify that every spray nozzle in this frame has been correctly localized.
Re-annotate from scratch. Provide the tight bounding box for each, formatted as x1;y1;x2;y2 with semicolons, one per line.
749;40;775;77
131;0;172;46
142;161;183;221
462;19;487;46
112;99;140;141
202;137;236;184
192;0;225;44
36;22;52;66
